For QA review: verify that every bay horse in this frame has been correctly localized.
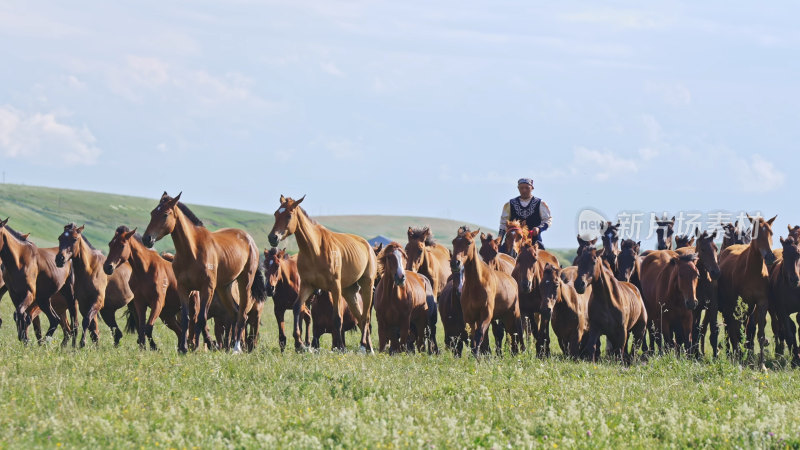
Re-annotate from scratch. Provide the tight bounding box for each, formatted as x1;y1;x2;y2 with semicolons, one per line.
614;239;642;292
573;235;597;265
717;214;777;369
451;227;524;356
104;226;183;350
479;232;515;275
769;235;800;363
512;238;560;355
538;263;589;357
600;221;621;270
374;242;433;353
675;234;695;249
640;250;700;353
268;195;376;352
142;192;266;353
502;220;528;258
0;218;76;345
56;223;135;347
405;227;450;297
676;230;722;357
263;248;312;351
574;247;647;362
308;290;359;350
655;216;676;251
438;272;469;356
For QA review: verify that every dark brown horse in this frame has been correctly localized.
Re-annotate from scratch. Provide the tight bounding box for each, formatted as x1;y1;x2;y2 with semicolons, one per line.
56;224;135;347
677;230;722;357
769;235;800;363
614;239;642;291
511;238;560;355
479;232;515;275
718;214;777;369
655;215;676;251
674;234;695;249
640;250;700;353
538;263;589;357
405;227;450;297
574;247;647;362
374;242;433;353
451;227;524;356
438;272;469;356
263;248;311;351
104;226;182;350
308;290;359;350
268;195;376;352
601;221;621;269
573;235;598;265
142;192;266;353
0;218;76;344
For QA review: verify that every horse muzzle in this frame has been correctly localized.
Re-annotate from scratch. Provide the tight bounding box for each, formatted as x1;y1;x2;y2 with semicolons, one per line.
268;233;280;247
265;284;275;297
142;234;156;248
765;251;777;265
539;307;552;320
55;253;66;268
103;263;115;275
394;274;406;286
574;280;586;294
709;268;721;281
520;280;532;294
450;260;462;273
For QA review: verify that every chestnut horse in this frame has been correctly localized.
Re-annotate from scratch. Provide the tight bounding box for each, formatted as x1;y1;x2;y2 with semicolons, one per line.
104;226;183;350
512;238;560;355
56;224;135;347
769;235;800;362
676;230;722;357
451;228;524;356
263;248;312;351
308;290;359;350
538;263;589;357
574;247;647;362
717;214;777;369
268;195;376;352
374;242;432;353
502;220;528;258
675;234;695;249
479;232;515;275
405;227;450;297
142;192;266;353
0;218;76;344
640;250;700;353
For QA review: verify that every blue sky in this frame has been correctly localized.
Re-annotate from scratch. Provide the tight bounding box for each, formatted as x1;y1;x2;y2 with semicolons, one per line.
0;1;797;248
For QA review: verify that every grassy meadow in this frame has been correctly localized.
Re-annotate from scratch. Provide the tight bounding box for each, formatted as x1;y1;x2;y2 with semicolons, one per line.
1;184;800;447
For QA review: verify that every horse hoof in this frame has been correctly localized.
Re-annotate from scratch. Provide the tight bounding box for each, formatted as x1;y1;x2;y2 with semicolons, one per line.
232;342;243;354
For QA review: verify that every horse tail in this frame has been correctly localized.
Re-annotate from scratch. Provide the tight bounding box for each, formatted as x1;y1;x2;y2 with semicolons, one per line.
251;268;267;303
124;303;138;334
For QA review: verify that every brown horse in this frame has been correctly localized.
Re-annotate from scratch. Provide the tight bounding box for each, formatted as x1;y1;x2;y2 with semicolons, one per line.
574;247;647;362
142;192;266;353
451;227;524;356
405;227;450;297
640;250;700;353
374;242;433;353
0;218;76;344
268;195;376;352
675;234;695;249
502;220;528;258
717;214;777;369
538;263;589;357
600;221;621;269
308;290;359;350
614;239;642;291
104;226;183;350
438;272;469;356
573;235;598;265
479;232;515;275
769;235;800;362
512;238;560;355
676;230;722;357
655;215;676;251
263;248;311;351
56;224;135;347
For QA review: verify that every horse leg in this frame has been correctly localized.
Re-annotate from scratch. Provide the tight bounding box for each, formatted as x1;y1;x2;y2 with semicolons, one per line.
99;307;123;346
472;317;492;357
491;320;504;356
32;314;42;343
755;300;769;370
328;283;348;351
145;297;164;351
345;277;374;353
291;299;305;351
303;307;311;347
195;283;217;351
274;304;287;352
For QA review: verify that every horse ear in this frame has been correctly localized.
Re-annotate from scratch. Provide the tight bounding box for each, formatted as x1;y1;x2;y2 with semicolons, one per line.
294;195;306;206
423;227;431;238
407;227;414;238
161;191;169;199
689;237;695;246
767;215;777;226
590;238;597;246
123;228;137;240
0;217;7;226
746;213;754;223
21;232;30;240
470;229;481;239
280;194;287;204
694;228;701;238
494;236;502;246
780;236;786;246
670;216;676;223
480;232;487;241
77;225;85;233
173;192;182;202
790;225;794;233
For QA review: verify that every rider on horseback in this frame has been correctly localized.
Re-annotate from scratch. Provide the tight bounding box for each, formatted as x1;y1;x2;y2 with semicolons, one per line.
498;177;552;251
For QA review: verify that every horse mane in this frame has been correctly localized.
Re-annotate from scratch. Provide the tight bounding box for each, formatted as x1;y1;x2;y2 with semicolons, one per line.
115;225;144;244
377;242;407;276
408;226;437;246
176;202;204;227
677;253;698;263
456;225;471;236
3;225;30;243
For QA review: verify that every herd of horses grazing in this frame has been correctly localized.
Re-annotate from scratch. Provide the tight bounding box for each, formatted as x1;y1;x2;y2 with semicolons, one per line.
1;194;800;369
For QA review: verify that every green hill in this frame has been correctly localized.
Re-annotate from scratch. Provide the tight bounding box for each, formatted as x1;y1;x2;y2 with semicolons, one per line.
0;184;575;266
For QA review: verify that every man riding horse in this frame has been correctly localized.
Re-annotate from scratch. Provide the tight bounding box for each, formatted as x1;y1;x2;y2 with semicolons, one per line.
498;177;552;251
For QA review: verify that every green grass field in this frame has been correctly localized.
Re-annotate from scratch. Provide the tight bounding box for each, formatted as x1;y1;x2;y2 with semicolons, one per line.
2;184;799;448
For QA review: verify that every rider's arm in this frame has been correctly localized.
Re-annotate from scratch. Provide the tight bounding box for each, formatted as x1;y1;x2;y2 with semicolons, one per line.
498;202;511;239
538;200;552;232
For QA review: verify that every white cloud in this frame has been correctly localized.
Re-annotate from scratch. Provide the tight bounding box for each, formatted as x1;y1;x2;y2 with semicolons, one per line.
156;142;168;153
572;147;638;181
0;106;101;165
729;153;785;193
320;62;344;77
638;147;659;160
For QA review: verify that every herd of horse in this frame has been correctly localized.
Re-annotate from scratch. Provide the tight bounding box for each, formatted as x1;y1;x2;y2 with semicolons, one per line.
1;193;800;369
